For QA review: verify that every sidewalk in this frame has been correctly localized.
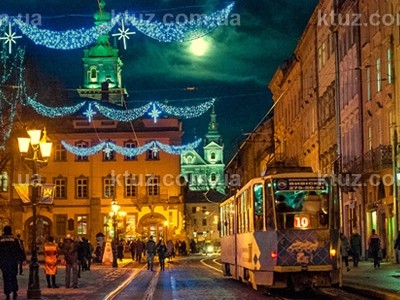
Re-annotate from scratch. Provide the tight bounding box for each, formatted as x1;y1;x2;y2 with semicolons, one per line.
4;258;137;300
343;260;400;300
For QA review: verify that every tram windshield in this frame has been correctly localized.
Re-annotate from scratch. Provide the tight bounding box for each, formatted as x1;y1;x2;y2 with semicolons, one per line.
272;177;329;230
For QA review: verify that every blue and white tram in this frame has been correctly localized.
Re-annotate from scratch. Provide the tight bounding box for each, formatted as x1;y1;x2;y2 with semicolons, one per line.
220;173;340;291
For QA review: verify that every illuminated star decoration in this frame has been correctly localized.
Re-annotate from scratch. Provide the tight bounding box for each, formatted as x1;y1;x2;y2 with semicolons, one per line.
83;103;97;122
0;22;22;54
150;142;159;156
112;19;135;50
103;144;113;159
148;103;161;123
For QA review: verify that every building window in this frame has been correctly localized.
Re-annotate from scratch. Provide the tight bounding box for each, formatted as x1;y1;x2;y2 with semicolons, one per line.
202;219;207;226
125;175;137;197
202;206;207;213
210;173;216;182
75;176;88;198
387;48;392;84
55;214;67;236
210;152;216;160
146;148;159;160
368;127;372;151
146;175;160;196
124;141;137;160
77;215;88;235
103;148;116;161
377;57;381;92
54;176;67;199
192;207;197;214
75;141;89;161
89;66;97;83
54;144;67;161
103;176;115;198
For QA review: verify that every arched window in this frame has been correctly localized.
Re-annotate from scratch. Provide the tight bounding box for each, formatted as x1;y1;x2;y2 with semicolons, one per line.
89;67;98;82
211;152;216;160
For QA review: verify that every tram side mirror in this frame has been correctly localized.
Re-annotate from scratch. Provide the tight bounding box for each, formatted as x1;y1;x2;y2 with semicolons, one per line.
319;210;328;226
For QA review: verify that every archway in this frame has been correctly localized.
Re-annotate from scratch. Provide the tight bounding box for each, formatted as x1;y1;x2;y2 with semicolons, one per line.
25;215;52;252
137;213;167;241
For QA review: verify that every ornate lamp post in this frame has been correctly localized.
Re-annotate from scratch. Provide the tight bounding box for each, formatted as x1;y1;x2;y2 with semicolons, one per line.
17;128;52;299
109;199;126;268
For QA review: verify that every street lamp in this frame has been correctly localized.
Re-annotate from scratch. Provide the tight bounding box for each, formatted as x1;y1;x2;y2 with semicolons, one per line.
18;127;52;299
109;200;126;268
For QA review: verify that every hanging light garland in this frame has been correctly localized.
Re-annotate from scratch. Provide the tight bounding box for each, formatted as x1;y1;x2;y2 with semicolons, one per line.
61;138;202;157
25;97;216;122
0;2;235;51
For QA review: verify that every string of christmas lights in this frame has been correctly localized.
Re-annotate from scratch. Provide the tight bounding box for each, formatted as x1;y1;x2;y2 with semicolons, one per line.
0;3;234;51
26;97;86;117
61;138;202;156
25;98;216;122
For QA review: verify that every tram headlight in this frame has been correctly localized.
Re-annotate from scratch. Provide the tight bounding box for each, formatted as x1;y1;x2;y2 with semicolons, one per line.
207;245;214;253
330;248;337;257
270;251;278;259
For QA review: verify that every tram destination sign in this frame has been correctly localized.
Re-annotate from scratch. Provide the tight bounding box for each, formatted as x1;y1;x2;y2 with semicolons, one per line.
275;178;327;191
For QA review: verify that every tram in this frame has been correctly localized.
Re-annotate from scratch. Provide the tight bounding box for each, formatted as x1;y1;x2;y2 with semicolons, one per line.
220;172;340;291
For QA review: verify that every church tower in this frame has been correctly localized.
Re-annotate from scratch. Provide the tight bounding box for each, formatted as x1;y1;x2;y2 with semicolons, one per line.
203;105;223;165
77;0;127;106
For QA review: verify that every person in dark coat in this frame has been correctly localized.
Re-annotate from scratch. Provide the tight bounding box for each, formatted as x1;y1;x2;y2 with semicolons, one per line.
130;240;137;260
145;236;156;271
350;228;362;267
0;226;24;300
394;231;400;264
156;240;168;271
61;234;79;288
368;229;381;269
15;234;26;276
136;239;145;262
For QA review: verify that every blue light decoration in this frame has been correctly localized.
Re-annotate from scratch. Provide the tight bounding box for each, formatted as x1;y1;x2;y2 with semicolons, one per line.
25;98;216;122
148;103;162;123
1;2;235;50
0;22;22;54
83;102;97;122
61;138;202;156
112;19;135;50
26;97;86;117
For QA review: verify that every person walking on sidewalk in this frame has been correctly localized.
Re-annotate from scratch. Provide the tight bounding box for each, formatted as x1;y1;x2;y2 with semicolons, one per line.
145;236;156;271
61;234;79;288
44;236;60;288
368;229;382;269
136;239;145;263
394;231;400;264
15;234;26;276
157;240;168;271
340;232;350;271
0;226;24;300
350;228;362;267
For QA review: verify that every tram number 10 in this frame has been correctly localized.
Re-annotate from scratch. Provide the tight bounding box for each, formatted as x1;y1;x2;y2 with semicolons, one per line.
294;215;310;228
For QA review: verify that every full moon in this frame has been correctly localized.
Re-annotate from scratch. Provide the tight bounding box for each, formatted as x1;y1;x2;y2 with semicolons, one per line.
190;38;209;56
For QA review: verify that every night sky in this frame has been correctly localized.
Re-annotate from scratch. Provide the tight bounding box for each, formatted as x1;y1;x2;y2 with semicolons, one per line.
1;0;318;162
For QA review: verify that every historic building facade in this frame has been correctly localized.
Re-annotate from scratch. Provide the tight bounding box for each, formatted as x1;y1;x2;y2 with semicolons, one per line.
10;1;186;250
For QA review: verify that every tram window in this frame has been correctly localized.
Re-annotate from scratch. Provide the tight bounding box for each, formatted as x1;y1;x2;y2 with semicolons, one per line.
265;182;275;230
253;183;264;230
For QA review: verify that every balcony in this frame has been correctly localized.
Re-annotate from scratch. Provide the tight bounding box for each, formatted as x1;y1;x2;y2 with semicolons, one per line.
363;145;392;173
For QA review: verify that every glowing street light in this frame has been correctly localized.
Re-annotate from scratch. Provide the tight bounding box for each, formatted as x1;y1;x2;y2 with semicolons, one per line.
18;128;52;299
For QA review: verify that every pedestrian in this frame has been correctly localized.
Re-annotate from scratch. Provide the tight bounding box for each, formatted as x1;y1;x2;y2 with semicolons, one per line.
61;234;79;288
350;228;362;267
15;234;26;276
340;232;350;272
368;229;382;269
0;226;24;300
136;239;145;262
43;236;59;288
394;231;400;264
166;240;174;261
130;239;137;260
80;237;93;271
117;240;124;261
145;236;156;271
157;240;168;271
